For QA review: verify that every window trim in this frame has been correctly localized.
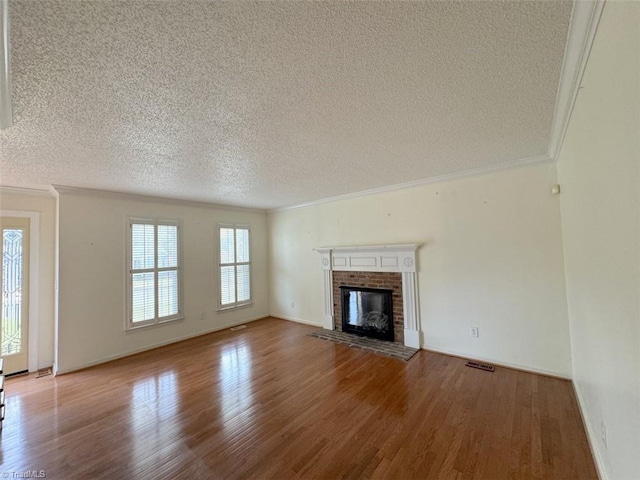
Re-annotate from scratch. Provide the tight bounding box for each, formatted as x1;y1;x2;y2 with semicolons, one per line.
126;217;183;331
217;223;253;312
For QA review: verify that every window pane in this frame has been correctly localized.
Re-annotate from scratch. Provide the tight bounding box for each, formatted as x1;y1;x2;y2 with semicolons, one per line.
132;224;155;270
220;228;235;264
220;266;236;305
157;225;178;268
2;229;23;356
158;270;179;318
132;272;155;322
237;264;250;302
236;228;250;263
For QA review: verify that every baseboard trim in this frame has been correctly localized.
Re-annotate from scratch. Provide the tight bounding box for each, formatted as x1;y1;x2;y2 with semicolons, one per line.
55;314;269;375
270;314;323;328
423;346;572;380
572;381;608;480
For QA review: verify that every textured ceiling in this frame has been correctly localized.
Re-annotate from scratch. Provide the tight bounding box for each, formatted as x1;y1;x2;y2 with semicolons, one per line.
0;0;572;210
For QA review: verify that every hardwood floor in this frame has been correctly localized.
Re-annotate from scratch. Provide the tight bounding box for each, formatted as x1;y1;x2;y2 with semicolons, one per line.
1;318;597;479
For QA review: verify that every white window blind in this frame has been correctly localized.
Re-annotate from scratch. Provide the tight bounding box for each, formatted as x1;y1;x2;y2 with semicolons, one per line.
128;219;181;329
219;225;251;309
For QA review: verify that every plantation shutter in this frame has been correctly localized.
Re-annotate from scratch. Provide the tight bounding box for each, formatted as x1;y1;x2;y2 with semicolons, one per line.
131;223;155;323
219;225;251;307
236;228;250;302
157;224;179;318
128;220;181;328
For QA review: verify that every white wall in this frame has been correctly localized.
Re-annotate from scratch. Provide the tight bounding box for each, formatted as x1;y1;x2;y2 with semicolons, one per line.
0;189;56;369
556;1;640;478
269;162;572;377
55;189;269;373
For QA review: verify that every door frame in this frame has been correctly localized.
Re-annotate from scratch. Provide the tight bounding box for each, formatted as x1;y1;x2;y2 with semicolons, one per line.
1;209;40;372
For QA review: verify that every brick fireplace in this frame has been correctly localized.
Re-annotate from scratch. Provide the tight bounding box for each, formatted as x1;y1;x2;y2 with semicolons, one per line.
316;244;421;348
332;271;404;344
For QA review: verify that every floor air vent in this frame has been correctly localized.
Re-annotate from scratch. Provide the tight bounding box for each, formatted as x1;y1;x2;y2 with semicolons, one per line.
36;367;53;378
230;325;247;331
465;361;495;372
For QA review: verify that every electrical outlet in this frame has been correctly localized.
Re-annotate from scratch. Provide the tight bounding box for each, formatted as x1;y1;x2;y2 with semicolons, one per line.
199;312;206;320
470;326;479;337
601;420;607;448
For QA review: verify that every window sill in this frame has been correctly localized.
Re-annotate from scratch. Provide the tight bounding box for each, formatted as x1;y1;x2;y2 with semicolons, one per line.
126;316;184;332
217;302;253;313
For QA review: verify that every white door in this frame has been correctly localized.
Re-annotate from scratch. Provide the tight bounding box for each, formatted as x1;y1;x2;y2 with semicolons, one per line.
1;217;29;375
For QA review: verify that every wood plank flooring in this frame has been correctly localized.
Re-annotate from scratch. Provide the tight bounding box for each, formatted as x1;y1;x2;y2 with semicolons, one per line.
1;317;597;479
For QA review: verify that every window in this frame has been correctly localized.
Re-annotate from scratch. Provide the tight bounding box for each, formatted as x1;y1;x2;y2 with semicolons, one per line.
127;219;182;329
218;225;251;309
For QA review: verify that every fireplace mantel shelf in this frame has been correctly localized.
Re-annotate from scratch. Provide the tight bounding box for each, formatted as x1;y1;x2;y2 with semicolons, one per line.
315;244;421;253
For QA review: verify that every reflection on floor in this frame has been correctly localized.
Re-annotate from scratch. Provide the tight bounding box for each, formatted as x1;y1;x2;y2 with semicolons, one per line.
1;317;597;479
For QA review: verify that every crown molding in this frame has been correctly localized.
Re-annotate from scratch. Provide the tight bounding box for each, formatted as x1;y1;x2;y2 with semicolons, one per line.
269;154;552;214
0;0;12;130
548;0;606;160
0;185;54;197
50;185;267;213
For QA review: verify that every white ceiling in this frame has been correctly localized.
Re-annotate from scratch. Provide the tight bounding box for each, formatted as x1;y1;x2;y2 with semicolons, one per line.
0;0;573;210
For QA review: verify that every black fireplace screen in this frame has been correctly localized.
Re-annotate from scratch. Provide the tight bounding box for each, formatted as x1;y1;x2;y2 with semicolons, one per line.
340;286;394;342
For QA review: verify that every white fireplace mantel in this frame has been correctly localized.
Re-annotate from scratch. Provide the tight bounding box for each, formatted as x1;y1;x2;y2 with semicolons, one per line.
315;244;422;349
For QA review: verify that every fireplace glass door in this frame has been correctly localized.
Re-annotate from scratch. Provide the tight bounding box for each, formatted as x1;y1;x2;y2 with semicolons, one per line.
340;286;394;342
